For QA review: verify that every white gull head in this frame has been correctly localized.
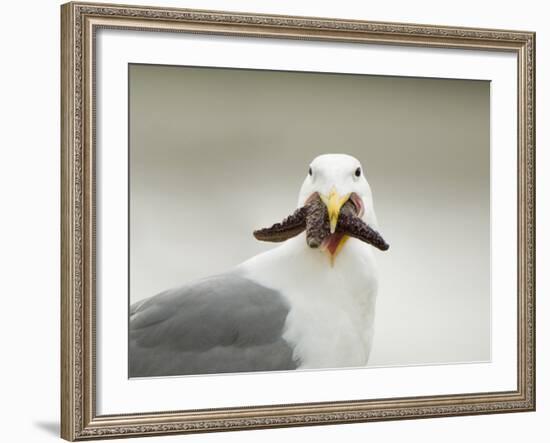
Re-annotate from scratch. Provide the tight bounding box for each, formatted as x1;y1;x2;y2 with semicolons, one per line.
298;153;379;230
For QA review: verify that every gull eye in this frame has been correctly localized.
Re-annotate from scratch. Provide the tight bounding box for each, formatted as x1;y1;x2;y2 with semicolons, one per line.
308;167;313;176
355;167;361;177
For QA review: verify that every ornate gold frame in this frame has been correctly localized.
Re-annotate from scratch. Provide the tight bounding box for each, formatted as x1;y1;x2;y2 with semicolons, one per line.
61;2;536;440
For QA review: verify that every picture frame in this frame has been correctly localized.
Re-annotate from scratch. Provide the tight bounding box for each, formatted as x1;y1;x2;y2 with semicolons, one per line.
61;1;536;440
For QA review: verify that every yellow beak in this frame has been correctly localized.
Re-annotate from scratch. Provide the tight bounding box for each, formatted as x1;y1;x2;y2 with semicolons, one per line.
320;187;351;234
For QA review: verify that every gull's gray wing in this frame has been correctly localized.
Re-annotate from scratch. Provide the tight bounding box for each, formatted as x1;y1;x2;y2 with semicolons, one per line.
129;274;298;377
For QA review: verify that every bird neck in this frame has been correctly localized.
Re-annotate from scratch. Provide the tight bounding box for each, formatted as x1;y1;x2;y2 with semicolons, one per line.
238;234;378;303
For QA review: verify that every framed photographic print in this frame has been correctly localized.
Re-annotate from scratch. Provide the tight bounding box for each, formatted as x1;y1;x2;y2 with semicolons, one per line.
60;1;536;440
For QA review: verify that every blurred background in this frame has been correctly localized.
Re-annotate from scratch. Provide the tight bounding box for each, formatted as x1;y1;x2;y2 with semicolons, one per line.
129;64;490;367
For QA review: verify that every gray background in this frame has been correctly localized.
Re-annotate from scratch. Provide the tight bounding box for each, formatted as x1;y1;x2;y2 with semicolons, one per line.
129;64;490;367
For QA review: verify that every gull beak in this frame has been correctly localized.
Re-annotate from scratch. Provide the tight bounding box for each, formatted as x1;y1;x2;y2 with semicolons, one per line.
320;187;351;234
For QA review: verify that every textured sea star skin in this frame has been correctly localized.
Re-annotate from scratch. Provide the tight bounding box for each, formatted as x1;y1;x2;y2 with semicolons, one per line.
252;206;307;243
253;194;389;251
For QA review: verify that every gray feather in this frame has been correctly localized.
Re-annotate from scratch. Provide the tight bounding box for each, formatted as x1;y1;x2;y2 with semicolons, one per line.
129;274;298;377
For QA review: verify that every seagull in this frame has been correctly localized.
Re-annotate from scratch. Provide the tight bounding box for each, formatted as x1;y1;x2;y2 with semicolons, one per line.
129;154;388;377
